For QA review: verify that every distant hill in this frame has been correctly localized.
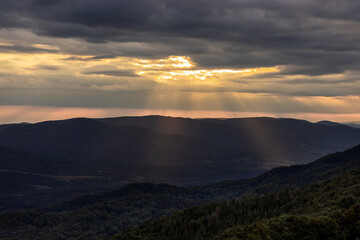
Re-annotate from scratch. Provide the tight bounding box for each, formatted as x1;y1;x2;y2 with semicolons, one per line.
98;116;360;166
1;144;359;239
316;120;342;126
0;122;29;132
1;116;360;211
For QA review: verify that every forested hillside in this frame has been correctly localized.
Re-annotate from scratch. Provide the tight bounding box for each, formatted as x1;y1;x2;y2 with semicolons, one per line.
1;144;359;239
112;169;360;240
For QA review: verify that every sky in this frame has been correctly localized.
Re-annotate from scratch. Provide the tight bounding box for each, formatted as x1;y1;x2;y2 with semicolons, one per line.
0;0;359;124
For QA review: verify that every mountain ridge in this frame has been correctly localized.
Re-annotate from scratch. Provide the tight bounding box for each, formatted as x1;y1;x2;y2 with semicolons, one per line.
1;115;360;211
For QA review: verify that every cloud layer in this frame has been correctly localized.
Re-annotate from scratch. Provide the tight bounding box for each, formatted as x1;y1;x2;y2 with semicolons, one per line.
1;0;359;70
0;0;359;120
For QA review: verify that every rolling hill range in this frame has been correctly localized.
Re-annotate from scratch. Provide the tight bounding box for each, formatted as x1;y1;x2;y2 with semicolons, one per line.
1;143;359;239
0;122;29;132
0;116;360;211
97;116;360;165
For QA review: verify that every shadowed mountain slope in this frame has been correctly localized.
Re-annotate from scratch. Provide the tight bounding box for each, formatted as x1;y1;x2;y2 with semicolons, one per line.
1;144;359;239
1;116;360;211
46;143;360;212
98;116;360;165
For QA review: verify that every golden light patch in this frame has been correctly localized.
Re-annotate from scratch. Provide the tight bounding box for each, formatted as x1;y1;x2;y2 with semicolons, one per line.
131;56;278;85
0;52;73;76
132;56;193;69
1;105;360;125
143;67;278;84
31;44;60;51
0;50;278;89
0;42;14;47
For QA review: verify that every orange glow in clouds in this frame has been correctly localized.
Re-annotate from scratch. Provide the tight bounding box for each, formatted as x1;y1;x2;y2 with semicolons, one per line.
134;56;279;84
0;53;279;88
0;105;359;125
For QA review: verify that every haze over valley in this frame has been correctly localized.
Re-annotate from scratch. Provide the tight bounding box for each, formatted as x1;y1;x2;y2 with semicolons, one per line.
1;115;360;212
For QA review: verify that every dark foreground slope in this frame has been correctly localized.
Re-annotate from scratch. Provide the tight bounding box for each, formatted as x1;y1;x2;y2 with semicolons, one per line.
1;144;359;240
113;169;360;240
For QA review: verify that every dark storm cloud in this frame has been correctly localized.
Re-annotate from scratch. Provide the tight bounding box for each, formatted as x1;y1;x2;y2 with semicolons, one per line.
82;70;139;77
1;0;360;75
0;44;58;53
63;55;117;61
37;65;62;71
283;77;360;85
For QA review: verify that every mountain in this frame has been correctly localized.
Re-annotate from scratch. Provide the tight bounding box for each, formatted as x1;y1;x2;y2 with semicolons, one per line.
0;118;232;182
44;143;360;211
98;116;360;166
316;120;342;126
0;119;221;211
1;144;359;239
1;116;360;211
0;122;29;132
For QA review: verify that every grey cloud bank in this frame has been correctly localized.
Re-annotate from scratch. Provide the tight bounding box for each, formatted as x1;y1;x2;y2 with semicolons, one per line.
0;0;359;119
0;0;359;73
